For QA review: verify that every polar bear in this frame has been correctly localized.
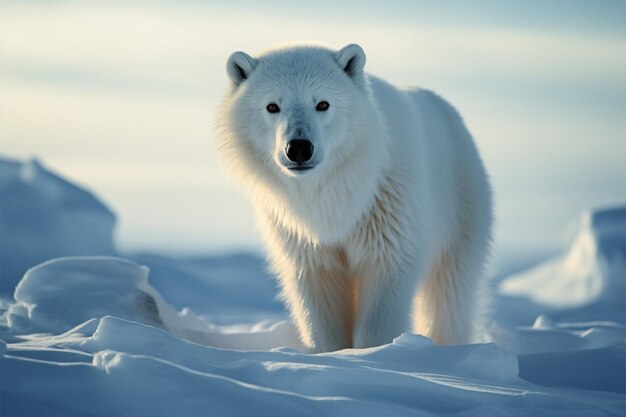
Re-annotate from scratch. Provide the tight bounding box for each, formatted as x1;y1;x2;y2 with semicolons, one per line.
217;44;492;352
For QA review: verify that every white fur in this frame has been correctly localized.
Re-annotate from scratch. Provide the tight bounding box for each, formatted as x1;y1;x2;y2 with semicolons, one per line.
217;44;492;352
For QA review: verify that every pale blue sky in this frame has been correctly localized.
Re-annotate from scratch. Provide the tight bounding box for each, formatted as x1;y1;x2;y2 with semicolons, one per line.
1;1;625;258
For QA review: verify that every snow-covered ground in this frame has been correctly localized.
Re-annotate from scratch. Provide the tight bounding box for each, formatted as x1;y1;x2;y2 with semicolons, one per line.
1;157;624;416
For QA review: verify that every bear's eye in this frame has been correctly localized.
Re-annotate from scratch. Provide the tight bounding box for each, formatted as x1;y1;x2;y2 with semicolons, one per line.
316;101;330;112
266;103;280;113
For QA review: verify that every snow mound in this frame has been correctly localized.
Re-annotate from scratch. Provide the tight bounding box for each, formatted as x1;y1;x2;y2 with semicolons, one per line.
0;157;116;294
4;316;624;417
6;257;163;334
500;207;626;309
4;255;304;351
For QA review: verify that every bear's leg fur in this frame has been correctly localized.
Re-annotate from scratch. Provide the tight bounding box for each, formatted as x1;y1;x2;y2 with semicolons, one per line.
352;264;422;349
414;248;486;345
277;247;354;353
414;207;490;345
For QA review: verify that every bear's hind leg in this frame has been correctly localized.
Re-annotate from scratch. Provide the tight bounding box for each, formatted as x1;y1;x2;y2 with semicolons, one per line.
413;242;489;345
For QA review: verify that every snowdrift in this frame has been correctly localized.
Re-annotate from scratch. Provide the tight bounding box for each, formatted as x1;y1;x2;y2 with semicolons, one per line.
500;207;626;310
6;315;623;417
1;156;624;416
0;157;116;293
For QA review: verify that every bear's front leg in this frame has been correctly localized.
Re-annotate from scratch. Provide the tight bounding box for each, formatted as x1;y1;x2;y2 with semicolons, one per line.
273;246;354;353
353;266;420;349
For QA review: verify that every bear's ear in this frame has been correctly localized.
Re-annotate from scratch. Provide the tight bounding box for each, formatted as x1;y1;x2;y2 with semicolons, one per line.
336;44;366;78
226;51;257;86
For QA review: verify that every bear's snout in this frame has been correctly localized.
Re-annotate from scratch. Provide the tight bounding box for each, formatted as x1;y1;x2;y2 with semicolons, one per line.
285;139;314;164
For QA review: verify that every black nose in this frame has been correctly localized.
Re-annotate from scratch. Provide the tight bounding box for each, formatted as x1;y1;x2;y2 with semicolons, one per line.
285;139;314;164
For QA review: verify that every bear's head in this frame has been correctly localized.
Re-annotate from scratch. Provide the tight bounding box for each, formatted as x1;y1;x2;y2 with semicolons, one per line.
217;44;391;243
219;44;378;183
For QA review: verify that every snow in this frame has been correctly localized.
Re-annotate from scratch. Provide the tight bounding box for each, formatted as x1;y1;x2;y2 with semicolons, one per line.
1;157;624;416
0;157;116;294
4;316;624;416
500;207;626;309
6;257;162;335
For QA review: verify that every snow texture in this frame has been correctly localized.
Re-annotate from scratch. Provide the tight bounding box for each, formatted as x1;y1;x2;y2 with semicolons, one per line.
500;207;626;309
0;157;116;293
1;157;624;416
